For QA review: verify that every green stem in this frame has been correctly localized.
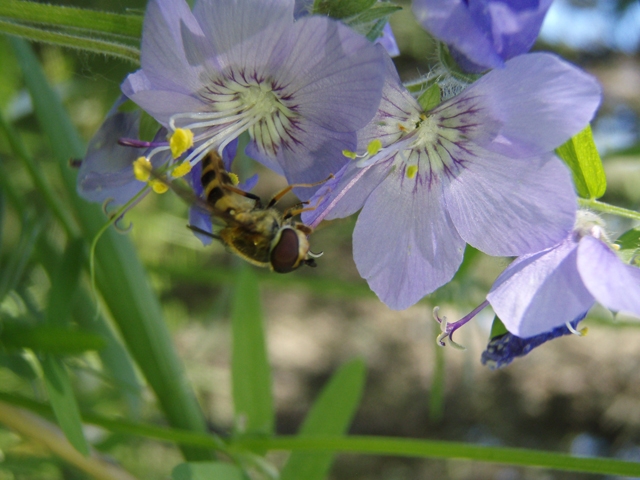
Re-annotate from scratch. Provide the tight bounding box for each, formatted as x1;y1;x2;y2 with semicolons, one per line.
0;19;139;63
234;435;640;477
0;0;142;39
578;198;640;222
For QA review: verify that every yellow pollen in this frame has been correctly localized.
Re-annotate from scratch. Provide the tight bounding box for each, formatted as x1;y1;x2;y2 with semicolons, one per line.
133;156;152;182
406;165;418;179
342;149;358;159
169;128;194;158
398;124;407;132
367;139;382;156
172;161;192;178
149;179;169;194
228;172;240;185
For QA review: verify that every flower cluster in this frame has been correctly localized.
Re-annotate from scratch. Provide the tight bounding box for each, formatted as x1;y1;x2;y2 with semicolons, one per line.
78;0;640;366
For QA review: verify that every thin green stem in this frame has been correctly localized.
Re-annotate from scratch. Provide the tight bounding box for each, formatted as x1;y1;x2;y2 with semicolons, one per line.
234;436;640;477
579;198;640;222
88;186;151;304
0;19;139;63
0;0;142;39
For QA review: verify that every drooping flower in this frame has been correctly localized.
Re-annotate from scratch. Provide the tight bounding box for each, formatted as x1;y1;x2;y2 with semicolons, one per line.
412;0;553;73
77;96;173;206
120;0;386;198
303;53;601;309
487;211;640;338
481;315;585;369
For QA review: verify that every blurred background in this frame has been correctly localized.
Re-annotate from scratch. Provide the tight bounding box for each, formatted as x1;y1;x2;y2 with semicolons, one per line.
1;0;640;478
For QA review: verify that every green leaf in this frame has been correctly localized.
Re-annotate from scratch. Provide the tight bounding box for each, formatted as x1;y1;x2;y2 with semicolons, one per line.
280;358;366;480
40;354;89;455
10;37;211;460
172;462;245;480
0;352;37;380
231;265;274;435
556;124;606;199
345;3;402;35
0;0;143;39
313;0;376;19
489;316;508;339
417;84;441;112
616;227;640;265
0;323;105;354
46;238;84;327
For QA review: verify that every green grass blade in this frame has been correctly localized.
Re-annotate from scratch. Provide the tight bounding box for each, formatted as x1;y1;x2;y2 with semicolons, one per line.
231;265;274;435
10;37;211;460
280;358;366;480
0;20;139;63
1;324;105;354
39;354;89;455
0;0;143;39
46;238;83;327
172;462;246;480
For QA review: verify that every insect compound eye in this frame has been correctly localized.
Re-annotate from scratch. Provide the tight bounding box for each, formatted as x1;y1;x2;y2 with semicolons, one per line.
270;228;302;273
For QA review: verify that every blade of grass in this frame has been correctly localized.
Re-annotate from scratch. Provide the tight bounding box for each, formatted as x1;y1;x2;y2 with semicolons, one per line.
10;37;211;460
0;0;143;39
280;358;366;480
39;354;89;455
231;264;274;435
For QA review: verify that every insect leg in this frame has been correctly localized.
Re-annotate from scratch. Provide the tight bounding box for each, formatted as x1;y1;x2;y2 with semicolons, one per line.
266;174;334;208
187;224;222;240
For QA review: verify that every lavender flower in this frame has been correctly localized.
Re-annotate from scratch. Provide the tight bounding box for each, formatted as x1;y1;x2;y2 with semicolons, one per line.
413;0;553;73
487;211;640;338
121;0;386;197
303;53;601;310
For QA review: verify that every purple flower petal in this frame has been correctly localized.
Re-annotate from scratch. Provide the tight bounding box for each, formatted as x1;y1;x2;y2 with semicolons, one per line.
193;0;293;73
577;236;640;318
278;18;386;132
487;236;595;338
122;70;211;126
77;109;145;205
413;0;553;73
353;170;465;310
481;314;586;369
469;53;602;158
377;23;400;58
139;0;211;93
446;153;576;256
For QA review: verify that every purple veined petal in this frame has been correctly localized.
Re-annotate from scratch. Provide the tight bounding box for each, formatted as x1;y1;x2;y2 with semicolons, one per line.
278;18;386;132
467;53;602;158
122;70;212;126
77;109;146;205
377;23;400;58
139;0;212;93
487;236;595;338
221;137;239;172
412;0;504;72
247;119;356;199
577;235;640;318
353;170;465;310
189;205;214;246
301;159;391;227
446;152;576;256
193;0;293;72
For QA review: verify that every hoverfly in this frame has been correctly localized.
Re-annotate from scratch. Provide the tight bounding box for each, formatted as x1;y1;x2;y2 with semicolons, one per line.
187;152;325;273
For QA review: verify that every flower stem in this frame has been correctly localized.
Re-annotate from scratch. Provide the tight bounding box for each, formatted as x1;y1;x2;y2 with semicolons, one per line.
578;198;640;222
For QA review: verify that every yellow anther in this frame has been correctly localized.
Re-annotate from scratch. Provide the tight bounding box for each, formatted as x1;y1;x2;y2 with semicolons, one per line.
149;179;169;194
172;161;192;178
406;165;418;179
228;172;240;185
342;149;358;160
367;139;382;156
133;157;152;182
169;128;194;158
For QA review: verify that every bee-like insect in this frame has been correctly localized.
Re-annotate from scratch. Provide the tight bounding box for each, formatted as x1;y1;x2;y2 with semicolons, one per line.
188;152;324;273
